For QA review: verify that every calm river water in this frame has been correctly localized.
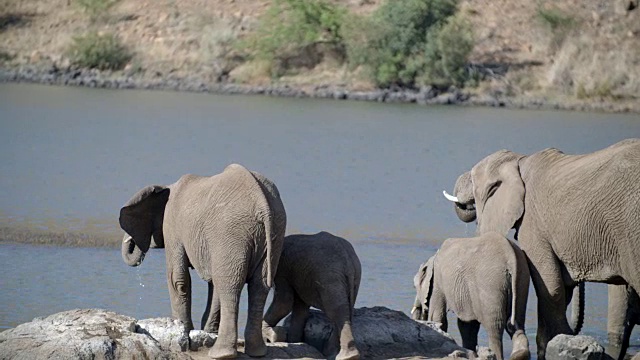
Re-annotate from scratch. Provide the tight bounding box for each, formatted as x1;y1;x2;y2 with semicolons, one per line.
1;83;639;357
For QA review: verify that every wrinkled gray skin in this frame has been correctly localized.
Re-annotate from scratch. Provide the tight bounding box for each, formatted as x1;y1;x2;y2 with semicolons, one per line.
119;164;287;359
607;285;640;360
447;139;640;359
412;232;531;360
260;232;361;360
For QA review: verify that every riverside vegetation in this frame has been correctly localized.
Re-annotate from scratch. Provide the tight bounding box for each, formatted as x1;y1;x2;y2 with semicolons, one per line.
0;0;639;112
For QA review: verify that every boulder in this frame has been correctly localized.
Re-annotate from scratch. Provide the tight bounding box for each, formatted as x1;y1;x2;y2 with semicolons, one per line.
289;306;472;359
137;317;190;352
546;334;606;360
188;330;217;351
0;308;184;360
0;307;473;359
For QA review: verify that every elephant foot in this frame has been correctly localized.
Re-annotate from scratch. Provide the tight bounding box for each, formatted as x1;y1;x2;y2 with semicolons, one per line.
262;325;287;343
244;339;268;357
510;349;530;360
336;348;360;360
208;345;238;359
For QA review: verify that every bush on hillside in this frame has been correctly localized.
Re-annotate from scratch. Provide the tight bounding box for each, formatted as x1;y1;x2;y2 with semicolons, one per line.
68;31;132;70
241;0;346;69
343;0;458;88
75;0;120;23
421;14;474;87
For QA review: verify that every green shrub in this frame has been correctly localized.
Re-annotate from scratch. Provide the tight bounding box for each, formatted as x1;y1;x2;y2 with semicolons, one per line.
68;31;132;70
344;0;458;88
75;0;120;22
421;14;474;87
242;0;346;62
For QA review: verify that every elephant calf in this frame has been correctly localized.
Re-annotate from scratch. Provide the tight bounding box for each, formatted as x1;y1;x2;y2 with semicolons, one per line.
412;232;530;360
262;231;361;360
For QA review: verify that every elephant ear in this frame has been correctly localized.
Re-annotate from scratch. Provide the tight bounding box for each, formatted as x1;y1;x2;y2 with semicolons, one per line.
472;151;525;236
119;185;170;251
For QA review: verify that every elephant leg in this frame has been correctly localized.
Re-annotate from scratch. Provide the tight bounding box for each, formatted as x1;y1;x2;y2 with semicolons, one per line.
244;276;270;357
457;319;480;352
607;285;628;359
208;282;242;359
287;295;310;343
618;320;633;360
262;280;294;343
428;288;448;333
510;330;531;360
321;288;359;360
485;323;505;360
526;249;572;360
166;251;193;331
202;281;221;334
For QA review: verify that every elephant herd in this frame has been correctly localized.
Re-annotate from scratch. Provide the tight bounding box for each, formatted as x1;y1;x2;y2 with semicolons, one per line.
118;139;640;360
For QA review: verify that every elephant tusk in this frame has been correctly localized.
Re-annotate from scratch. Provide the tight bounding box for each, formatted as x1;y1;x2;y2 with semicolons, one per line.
411;306;418;315
443;190;459;202
123;235;132;243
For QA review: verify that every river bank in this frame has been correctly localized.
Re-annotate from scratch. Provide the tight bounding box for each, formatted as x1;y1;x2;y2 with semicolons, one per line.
2;0;639;114
2;64;639;113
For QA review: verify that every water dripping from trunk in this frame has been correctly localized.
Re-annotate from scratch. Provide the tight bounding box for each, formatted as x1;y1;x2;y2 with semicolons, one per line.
135;266;145;315
465;223;472;237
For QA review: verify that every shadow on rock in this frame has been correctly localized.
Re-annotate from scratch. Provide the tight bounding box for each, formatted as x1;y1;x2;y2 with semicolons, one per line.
286;306;472;359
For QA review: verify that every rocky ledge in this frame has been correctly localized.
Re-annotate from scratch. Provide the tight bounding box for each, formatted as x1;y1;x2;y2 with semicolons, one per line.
2;65;638;114
0;307;475;360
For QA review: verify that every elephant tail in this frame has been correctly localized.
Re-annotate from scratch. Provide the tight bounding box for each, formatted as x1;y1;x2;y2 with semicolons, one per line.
263;212;276;288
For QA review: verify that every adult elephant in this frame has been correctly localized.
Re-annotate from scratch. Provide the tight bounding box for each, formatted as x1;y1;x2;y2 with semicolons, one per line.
443;139;640;359
119;164;287;359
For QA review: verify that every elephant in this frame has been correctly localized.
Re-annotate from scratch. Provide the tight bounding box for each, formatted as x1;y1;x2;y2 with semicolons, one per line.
260;231;361;360
607;284;640;360
119;164;287;359
411;232;531;360
443;138;640;359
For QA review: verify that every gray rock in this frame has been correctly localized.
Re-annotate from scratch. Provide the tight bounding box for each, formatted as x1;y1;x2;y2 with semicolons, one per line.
240;341;325;359
547;334;606;360
188;330;217;351
476;346;497;360
137;317;190;352
0;308;184;360
0;307;479;359
289;306;472;359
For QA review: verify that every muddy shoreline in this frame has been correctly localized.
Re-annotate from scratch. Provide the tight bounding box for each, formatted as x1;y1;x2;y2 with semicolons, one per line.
2;64;638;114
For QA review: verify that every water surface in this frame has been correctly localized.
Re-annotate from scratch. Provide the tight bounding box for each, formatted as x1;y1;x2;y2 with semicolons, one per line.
1;83;639;357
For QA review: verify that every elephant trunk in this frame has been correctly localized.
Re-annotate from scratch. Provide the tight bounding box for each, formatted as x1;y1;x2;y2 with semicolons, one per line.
411;296;426;321
121;234;145;267
451;172;476;223
570;282;585;335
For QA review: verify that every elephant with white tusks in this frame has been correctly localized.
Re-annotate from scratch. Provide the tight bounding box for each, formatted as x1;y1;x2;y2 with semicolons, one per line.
261;231;362;360
119;164;287;359
443;138;640;360
412;232;531;360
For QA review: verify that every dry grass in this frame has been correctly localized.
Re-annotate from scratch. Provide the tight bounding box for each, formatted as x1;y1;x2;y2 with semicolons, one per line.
547;31;640;100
